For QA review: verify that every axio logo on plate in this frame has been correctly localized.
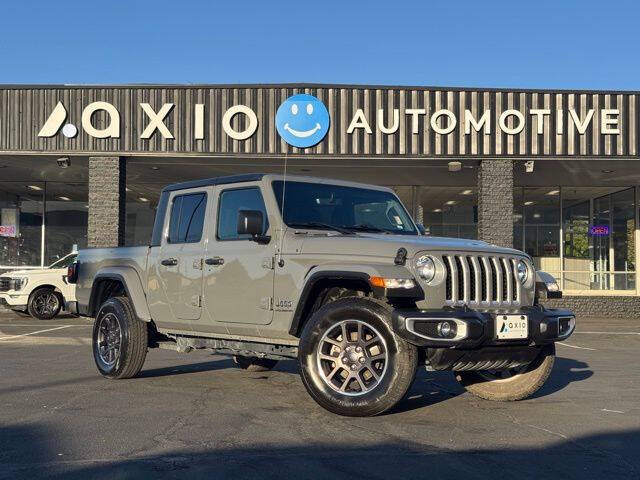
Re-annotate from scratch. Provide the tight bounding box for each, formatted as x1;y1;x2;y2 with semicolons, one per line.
275;94;330;148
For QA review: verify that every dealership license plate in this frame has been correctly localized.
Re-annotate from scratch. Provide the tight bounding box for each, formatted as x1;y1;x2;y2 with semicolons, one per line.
496;314;528;340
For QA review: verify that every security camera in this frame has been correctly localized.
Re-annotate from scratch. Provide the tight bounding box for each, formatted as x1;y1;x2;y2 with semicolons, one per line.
448;161;462;172
57;157;71;168
524;160;534;173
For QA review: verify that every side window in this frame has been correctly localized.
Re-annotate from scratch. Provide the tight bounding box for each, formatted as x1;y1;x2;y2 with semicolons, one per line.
167;193;207;244
217;188;269;241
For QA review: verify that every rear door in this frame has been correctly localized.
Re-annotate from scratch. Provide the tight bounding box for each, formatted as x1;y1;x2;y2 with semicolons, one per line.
152;188;209;324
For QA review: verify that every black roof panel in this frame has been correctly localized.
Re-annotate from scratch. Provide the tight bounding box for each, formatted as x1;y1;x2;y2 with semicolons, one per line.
162;174;265;192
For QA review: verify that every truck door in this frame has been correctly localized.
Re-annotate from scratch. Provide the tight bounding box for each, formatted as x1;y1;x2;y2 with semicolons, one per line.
152;187;209;324
202;184;275;329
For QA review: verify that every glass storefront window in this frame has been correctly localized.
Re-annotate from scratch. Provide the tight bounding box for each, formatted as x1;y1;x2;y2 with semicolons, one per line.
415;186;477;239
125;184;162;246
514;187;561;279
45;183;88;265
0;182;44;268
562;187;635;292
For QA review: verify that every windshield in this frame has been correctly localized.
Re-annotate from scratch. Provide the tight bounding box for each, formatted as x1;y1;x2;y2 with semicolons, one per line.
49;253;77;269
272;181;417;235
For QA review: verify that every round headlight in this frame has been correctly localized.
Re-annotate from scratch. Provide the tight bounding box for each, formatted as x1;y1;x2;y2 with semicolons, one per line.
415;255;436;283
517;260;528;284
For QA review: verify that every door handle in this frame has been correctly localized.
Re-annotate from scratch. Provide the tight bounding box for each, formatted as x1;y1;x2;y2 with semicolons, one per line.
161;258;179;266
205;257;224;266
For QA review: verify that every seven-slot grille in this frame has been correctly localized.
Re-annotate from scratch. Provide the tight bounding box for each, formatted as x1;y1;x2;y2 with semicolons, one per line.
443;254;522;308
0;278;10;292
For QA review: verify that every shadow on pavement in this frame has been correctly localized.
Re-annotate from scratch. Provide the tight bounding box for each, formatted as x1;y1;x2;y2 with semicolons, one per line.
1;424;637;480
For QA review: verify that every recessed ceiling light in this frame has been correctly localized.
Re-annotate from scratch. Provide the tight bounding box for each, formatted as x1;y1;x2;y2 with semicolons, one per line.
58;196;71;201
533;213;541;219
28;185;43;191
126;187;132;192
433;208;442;213
460;189;473;195
546;190;559;196
601;169;613;174
445;200;457;205
139;197;149;202
524;201;534;205
151;166;159;171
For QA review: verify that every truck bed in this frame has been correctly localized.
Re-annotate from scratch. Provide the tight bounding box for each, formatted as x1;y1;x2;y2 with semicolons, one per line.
75;246;150;313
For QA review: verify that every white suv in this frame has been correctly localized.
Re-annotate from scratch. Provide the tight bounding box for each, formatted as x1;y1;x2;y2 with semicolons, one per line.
0;253;77;320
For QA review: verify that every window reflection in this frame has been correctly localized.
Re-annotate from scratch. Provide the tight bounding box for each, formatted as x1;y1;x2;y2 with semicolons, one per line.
415;186;477;239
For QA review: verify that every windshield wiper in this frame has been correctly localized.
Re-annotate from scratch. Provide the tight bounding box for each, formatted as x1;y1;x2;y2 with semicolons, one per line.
287;222;354;235
342;224;393;234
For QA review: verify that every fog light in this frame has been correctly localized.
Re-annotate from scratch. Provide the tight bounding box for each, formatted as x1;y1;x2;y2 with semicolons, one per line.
437;321;455;338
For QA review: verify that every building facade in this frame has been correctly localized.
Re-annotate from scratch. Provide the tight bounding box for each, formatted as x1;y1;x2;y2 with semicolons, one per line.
1;84;639;315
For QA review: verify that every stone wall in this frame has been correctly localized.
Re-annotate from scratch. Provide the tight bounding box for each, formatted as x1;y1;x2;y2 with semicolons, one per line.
542;295;640;319
87;156;126;248
477;159;513;248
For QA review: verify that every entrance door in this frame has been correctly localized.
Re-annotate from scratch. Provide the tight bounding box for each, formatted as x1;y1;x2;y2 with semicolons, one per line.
202;184;274;329
154;189;208;323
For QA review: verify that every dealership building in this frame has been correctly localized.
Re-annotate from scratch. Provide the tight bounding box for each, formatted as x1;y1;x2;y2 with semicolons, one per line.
0;83;639;316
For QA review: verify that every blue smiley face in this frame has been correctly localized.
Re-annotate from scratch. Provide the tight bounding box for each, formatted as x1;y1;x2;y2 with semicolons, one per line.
275;94;330;148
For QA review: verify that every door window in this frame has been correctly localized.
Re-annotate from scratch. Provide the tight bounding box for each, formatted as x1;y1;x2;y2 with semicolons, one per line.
167;193;207;244
217;188;268;241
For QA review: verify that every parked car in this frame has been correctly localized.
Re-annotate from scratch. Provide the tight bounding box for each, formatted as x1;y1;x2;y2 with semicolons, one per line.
0;253;77;320
69;175;575;416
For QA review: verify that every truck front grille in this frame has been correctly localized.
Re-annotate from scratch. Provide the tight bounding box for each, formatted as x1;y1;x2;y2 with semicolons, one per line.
0;278;10;292
443;254;521;308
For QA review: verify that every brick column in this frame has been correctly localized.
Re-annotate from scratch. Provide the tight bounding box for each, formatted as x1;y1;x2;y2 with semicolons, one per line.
477;159;513;248
88;156;126;247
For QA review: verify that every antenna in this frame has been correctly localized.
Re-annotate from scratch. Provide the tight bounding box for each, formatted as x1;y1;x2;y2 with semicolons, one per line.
277;152;288;267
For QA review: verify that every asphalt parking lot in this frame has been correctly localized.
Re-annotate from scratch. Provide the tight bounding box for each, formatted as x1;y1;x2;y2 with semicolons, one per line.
0;310;638;479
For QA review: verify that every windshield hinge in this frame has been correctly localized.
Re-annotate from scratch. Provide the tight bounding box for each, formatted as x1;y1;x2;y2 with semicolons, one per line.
262;256;275;270
260;296;273;310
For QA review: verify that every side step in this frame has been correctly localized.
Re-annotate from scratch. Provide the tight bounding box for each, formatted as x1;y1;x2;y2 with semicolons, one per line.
156;336;298;360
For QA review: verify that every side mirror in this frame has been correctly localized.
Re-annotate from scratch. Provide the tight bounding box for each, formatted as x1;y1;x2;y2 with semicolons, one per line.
416;223;427;235
237;210;269;243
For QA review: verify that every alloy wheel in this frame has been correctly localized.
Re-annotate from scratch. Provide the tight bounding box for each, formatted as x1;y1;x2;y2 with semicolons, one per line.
97;313;122;367
316;319;388;396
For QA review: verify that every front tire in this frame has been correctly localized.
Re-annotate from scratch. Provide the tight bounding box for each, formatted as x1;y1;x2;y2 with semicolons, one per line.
28;287;62;320
455;344;555;401
298;297;418;417
92;297;148;379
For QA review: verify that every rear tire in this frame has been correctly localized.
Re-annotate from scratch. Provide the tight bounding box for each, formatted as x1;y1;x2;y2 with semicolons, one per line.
28;287;62;320
455;344;555;401
298;297;418;417
92;297;147;379
233;355;278;372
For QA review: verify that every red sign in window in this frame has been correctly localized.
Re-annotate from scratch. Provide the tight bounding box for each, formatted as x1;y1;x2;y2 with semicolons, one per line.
589;225;609;236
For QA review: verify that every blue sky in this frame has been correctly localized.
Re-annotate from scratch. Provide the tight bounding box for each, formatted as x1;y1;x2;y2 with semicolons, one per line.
1;1;637;90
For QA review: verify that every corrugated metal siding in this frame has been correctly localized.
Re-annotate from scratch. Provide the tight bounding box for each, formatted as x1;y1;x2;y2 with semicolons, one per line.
0;85;638;157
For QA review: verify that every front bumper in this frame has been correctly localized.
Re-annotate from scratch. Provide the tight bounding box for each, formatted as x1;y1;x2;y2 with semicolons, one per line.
0;292;28;309
392;305;576;349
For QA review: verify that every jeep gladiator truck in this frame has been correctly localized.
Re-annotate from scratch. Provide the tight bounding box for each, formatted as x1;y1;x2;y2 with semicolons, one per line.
69;174;575;416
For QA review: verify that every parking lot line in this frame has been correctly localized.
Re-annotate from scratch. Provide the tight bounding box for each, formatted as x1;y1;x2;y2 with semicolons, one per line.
575;331;640;335
0;325;74;341
557;342;597;351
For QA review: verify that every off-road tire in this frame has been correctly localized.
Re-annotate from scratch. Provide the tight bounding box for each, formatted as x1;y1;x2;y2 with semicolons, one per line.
233;355;278;372
92;297;147;379
455;344;555;401
298;297;418;417
27;287;62;320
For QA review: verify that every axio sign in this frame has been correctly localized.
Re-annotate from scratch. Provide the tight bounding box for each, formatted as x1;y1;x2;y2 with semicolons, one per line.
38;95;622;147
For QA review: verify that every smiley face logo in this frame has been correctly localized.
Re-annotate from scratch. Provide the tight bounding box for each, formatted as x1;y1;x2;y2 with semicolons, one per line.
275;94;330;148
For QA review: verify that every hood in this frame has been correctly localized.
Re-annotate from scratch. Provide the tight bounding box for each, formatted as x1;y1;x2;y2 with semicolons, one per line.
297;233;525;258
0;268;59;278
